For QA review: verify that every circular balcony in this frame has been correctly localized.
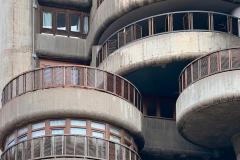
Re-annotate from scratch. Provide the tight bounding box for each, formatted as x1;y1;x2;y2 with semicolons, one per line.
176;48;240;148
96;11;240;74
1;135;141;160
0;66;142;148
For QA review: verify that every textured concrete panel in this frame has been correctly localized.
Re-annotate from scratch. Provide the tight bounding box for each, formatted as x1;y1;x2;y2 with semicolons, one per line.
177;70;240;148
0;88;143;149
98;32;240;75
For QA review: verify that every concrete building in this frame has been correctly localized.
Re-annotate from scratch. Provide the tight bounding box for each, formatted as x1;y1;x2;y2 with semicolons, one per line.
0;0;240;160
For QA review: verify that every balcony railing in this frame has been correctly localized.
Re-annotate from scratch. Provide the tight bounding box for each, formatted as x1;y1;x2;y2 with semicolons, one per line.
179;48;240;92
96;11;240;67
2;65;142;112
1;135;141;160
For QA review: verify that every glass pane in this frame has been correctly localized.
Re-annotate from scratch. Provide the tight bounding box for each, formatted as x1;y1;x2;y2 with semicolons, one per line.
57;13;66;30
232;17;239;36
213;14;228;32
32;122;45;130
154;15;168;34
110;135;121;143
71;15;81;32
136;19;149;37
70;128;86;135
110;127;120;135
91;122;105;130
50;120;65;126
18;127;28;136
52;129;64;135
43;12;52;29
8;140;16;148
193;12;209;30
173;13;189;30
32;130;45;138
70;120;86;126
83;16;89;34
92;131;104;139
18;136;27;143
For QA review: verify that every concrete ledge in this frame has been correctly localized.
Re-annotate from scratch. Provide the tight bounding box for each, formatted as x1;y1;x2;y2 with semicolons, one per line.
36;34;87;60
38;0;92;8
177;70;240;148
0;88;143;148
98;32;240;75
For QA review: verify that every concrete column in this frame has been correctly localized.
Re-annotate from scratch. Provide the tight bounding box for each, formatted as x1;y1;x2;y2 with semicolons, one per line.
231;133;240;160
0;0;33;107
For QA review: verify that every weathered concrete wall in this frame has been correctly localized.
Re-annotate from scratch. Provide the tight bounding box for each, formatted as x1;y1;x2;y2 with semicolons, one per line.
38;0;92;8
36;34;87;60
0;88;143;149
97;32;240;75
0;0;33;108
141;117;212;159
177;70;240;148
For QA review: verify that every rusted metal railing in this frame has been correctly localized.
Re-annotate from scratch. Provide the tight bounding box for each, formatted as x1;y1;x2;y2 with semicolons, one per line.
96;11;240;67
2;65;142;112
1;135;141;160
179;48;240;92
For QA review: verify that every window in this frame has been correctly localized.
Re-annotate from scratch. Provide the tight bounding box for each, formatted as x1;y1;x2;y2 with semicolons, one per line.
70;128;86;135
57;13;66;31
232;17;239;36
71;120;86;126
110;127;120;136
32;130;45;138
18;135;27;142
18;127;28;136
32;122;45;130
173;13;189;31
110;135;121;143
71;15;81;32
193;12;209;30
83;16;89;34
52;129;64;135
50;120;65;126
43;11;52;29
154;15;168;34
92;131;104;138
213;14;228;32
7;140;16;148
91;122;105;130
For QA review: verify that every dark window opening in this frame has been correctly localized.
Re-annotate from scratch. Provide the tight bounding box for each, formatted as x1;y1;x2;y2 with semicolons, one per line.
136;19;149;38
193;12;209;30
173;13;189;31
160;100;175;119
213;14;228;32
57;13;66;31
70;15;81;32
154;15;168;34
232;17;239;36
147;100;157;117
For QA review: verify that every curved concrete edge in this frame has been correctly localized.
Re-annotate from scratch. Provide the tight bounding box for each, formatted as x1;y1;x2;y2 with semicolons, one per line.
176;70;240;148
38;0;92;8
0;88;143;149
36;34;88;60
97;32;240;75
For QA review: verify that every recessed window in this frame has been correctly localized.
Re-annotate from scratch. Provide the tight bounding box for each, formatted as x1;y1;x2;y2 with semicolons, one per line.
83;16;89;34
70;128;86;135
50;120;65;126
110;135;121;143
71;120;86;126
57;13;66;31
193;12;209;30
52;129;64;135
92;131;104;138
110;127;120;136
18;127;28;136
91;122;105;130
71;15;81;32
32;122;45;130
213;14;228;32
32;130;45;138
43;11;52;29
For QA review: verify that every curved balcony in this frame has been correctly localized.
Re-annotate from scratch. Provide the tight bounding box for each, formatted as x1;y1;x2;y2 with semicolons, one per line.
176;48;240;148
96;11;240;73
1;135;141;160
0;66;143;149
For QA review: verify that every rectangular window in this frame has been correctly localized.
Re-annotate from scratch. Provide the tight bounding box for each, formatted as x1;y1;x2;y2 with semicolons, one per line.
52;129;64;135
57;13;66;31
50;120;65;126
92;131;104;138
71;15;81;32
110;135;121;143
110;127;120;136
43;12;52;29
71;120;86;126
173;13;189;31
70;128;86;135
154;15;168;34
32;130;45;138
213;14;228;32
91;122;105;130
83;16;89;34
32;122;45;130
18;127;28;136
193;12;209;30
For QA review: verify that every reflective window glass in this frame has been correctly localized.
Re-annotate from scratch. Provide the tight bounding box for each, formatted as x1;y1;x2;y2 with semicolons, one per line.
110;127;120;135
71;15;81;32
213;14;228;32
83;16;89;34
7;140;16;148
50;120;65;126
18;135;27;142
70;128;86;135
52;129;64;135
71;120;86;126
92;131;104;138
32;122;45;130
91;122;105;130
110;135;121;143
32;130;45;138
57;13;66;31
43;12;52;29
18;127;28;136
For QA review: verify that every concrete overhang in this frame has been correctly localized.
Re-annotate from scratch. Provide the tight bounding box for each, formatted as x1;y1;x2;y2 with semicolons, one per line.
38;0;92;9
